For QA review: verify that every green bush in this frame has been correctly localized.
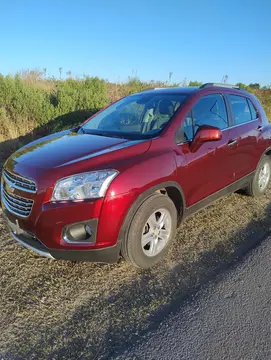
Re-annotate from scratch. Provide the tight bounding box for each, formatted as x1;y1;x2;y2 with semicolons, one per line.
189;81;203;86
55;77;108;116
0;75;109;142
0;75;55;125
0;74;271;146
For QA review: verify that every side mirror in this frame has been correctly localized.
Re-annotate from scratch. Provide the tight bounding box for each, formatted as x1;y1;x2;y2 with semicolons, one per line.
190;125;222;153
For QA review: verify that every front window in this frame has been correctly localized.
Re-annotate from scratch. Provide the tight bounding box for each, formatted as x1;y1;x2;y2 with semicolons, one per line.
176;94;228;143
80;93;188;140
192;94;228;131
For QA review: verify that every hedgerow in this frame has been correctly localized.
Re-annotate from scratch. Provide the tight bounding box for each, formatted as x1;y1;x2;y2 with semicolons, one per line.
0;73;270;145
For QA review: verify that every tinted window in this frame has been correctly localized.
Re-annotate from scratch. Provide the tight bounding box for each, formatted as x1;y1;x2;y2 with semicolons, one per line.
176;95;228;143
193;94;228;130
247;98;258;120
228;95;252;125
183;111;194;140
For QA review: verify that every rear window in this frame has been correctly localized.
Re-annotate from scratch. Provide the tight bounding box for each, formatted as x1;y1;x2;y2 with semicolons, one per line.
228;95;255;125
247;98;258;120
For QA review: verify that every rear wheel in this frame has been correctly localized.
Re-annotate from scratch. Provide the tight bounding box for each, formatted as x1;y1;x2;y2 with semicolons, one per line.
121;193;177;268
245;155;271;197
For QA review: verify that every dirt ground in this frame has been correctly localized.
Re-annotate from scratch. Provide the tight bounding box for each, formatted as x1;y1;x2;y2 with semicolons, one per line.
1;185;271;359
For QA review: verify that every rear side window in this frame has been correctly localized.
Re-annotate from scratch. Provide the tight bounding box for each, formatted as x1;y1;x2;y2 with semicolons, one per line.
247;99;258;120
228;95;254;125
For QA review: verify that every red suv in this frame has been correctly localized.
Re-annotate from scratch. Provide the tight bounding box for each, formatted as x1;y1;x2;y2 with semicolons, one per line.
1;83;271;268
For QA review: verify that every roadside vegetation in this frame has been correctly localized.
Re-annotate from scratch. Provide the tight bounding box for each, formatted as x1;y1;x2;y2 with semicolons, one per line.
1;71;271;148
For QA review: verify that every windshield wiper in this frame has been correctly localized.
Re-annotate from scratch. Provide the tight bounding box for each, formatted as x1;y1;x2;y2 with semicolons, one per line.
79;128;128;139
94;132;127;139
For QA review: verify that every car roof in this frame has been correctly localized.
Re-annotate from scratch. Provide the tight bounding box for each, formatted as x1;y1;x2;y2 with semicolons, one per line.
139;86;199;96
137;84;251;97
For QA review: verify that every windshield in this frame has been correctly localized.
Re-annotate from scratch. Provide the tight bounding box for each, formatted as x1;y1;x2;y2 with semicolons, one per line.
80;93;188;140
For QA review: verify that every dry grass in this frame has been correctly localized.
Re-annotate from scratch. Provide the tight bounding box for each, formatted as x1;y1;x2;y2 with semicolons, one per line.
255;89;271;120
0;117;36;143
1;187;271;359
19;70;56;93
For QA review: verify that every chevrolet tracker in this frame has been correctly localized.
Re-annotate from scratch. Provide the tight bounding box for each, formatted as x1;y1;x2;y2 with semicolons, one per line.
1;83;271;268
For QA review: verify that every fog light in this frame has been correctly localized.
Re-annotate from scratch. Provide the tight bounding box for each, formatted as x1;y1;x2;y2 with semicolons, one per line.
63;220;97;244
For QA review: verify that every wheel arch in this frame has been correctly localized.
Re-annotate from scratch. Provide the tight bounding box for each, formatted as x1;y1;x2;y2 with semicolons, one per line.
256;147;271;169
264;146;271;159
118;181;185;244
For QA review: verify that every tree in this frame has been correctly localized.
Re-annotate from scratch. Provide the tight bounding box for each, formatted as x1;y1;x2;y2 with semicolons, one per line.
66;70;72;78
248;83;260;90
221;75;228;84
236;82;248;89
59;67;63;79
178;78;187;87
43;68;47;78
189;80;203;86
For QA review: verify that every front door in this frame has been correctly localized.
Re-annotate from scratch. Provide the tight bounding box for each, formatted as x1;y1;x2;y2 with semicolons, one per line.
175;93;234;208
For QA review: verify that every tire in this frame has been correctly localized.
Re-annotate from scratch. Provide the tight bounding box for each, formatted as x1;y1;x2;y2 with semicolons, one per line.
121;193;177;268
245;155;271;197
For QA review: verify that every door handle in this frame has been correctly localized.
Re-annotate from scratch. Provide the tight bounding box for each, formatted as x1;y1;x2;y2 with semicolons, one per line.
256;126;263;131
228;139;237;147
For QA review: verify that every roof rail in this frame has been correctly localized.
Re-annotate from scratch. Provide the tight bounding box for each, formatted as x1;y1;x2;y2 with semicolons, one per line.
199;83;240;90
140;87;167;92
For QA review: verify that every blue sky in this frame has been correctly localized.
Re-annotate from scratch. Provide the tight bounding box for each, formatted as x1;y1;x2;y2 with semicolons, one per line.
0;0;270;85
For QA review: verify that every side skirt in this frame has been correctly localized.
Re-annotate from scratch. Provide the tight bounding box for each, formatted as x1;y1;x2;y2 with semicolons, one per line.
184;172;255;219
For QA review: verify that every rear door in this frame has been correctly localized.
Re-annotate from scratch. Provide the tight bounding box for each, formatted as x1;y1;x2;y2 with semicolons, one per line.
174;93;234;207
227;94;262;180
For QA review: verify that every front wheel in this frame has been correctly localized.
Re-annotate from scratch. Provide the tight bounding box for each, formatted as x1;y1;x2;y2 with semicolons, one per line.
245;155;271;197
121;193;177;268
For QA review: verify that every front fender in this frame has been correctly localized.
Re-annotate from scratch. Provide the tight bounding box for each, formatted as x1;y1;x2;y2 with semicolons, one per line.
97;150;184;248
96;144;184;247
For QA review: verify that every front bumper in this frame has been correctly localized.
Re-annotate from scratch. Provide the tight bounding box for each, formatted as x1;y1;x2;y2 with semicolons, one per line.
7;224;121;263
2;207;120;262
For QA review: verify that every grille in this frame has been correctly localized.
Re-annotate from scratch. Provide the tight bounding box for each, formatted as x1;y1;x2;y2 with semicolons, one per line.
3;169;36;193
1;185;34;217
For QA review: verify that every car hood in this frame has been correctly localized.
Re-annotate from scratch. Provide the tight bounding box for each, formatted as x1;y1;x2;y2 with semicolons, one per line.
6;130;143;170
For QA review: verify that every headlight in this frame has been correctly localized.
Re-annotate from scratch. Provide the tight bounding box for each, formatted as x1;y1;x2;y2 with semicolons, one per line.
51;170;118;201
